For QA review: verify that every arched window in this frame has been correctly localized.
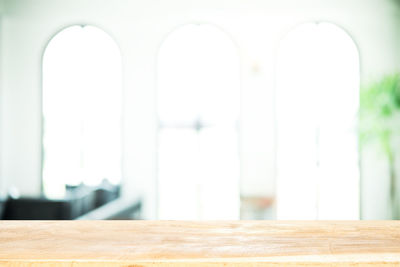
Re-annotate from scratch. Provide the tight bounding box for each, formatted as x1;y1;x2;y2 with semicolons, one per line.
42;25;122;198
276;22;360;219
157;24;240;219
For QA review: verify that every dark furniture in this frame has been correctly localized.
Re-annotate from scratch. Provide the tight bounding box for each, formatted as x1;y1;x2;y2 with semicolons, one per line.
0;182;140;220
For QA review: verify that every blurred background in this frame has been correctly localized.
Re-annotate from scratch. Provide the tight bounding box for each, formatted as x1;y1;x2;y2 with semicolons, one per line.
0;0;399;220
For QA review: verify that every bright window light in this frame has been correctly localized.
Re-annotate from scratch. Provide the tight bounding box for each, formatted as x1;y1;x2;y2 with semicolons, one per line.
276;22;360;220
42;25;122;198
157;24;240;220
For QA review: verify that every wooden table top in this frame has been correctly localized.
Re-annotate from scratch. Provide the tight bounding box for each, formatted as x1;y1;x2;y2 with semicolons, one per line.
0;221;400;266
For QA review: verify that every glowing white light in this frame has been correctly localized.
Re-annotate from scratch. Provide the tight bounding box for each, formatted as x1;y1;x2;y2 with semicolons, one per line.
42;25;122;198
157;24;240;220
276;23;360;220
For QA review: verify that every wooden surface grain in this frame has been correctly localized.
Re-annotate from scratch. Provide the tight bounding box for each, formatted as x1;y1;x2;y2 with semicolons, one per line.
0;221;400;266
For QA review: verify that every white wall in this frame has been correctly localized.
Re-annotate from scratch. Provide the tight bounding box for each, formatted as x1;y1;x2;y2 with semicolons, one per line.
0;0;399;218
0;1;3;199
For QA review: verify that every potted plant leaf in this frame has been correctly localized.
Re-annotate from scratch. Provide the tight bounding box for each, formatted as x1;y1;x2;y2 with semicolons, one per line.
360;73;400;219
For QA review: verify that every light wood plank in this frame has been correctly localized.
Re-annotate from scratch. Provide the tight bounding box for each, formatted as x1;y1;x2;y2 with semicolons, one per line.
0;221;400;266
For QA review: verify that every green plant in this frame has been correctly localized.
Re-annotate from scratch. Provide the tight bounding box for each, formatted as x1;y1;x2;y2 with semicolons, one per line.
360;73;400;219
